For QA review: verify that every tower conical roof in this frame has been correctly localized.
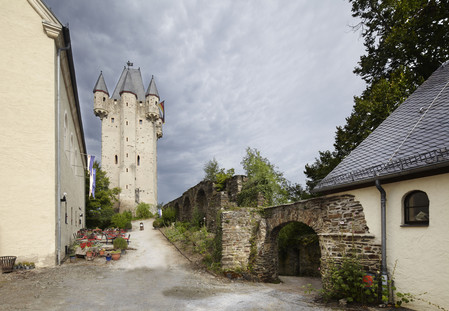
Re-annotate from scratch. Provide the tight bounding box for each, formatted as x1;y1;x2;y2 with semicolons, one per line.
112;67;145;101
145;75;159;98
93;72;109;95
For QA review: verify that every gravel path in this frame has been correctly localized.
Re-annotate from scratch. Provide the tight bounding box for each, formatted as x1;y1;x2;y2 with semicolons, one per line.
0;219;346;311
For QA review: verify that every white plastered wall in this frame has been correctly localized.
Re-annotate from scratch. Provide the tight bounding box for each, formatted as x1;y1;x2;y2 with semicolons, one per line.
0;1;57;266
336;173;449;310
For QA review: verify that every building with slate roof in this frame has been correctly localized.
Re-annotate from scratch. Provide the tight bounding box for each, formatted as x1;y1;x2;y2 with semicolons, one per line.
0;0;87;266
314;62;449;310
94;65;163;212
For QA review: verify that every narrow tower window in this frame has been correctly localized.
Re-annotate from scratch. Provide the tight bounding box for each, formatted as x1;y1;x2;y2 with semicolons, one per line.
103;97;106;102
115;155;118;164
126;121;129;125
111;118;115;123
139;119;143;125
137;155;140;166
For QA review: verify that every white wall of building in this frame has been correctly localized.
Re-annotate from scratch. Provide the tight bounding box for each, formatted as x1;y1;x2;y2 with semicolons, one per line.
338;173;449;310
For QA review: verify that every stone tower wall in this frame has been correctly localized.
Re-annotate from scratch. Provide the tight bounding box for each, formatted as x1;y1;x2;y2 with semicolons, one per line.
94;74;161;213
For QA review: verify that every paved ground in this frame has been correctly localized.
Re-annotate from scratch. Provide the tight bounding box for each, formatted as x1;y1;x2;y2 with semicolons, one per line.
0;219;363;311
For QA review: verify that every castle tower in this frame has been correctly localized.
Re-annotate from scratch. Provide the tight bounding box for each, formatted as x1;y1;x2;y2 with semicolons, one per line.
93;64;163;212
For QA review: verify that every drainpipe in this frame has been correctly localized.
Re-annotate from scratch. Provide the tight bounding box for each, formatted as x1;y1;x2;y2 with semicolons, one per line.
375;180;388;283
57;42;71;266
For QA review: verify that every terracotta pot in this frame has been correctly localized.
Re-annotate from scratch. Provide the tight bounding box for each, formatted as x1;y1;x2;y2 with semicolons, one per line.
111;253;121;261
86;251;93;261
99;250;105;256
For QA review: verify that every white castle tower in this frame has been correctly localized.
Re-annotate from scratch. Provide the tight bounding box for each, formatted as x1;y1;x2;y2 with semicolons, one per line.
93;63;163;212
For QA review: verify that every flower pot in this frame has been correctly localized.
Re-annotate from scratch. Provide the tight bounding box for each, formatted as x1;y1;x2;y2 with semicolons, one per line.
99;250;105;256
111;253;121;261
70;255;76;263
86;251;93;261
106;254;112;262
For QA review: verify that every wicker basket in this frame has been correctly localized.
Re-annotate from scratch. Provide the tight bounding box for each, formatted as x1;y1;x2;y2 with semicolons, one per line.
0;256;17;273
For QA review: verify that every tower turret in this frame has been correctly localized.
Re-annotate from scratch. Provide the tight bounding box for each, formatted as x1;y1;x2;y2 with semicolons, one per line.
93;72;109;120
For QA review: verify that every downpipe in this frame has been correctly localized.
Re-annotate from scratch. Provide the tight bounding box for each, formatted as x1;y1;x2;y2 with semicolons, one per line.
375;180;388;291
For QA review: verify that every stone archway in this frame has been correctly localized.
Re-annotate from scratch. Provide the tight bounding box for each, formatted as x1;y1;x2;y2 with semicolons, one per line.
195;189;207;224
221;195;381;282
182;196;192;221
174;202;180;220
277;221;321;277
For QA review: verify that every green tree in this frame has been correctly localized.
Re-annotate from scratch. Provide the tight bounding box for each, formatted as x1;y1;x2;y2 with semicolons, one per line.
136;202;153;219
85;162;121;229
203;158;220;182
203;157;235;191
305;1;449;191
238;147;289;207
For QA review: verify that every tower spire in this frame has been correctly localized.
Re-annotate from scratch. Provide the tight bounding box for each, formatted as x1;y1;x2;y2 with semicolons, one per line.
145;75;159;98
93;71;109;95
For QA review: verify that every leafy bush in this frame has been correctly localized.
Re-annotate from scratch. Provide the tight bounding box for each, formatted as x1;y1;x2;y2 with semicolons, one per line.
111;213;132;229
136;203;153;219
162;207;176;226
322;253;378;304
113;237;128;250
153;218;163;228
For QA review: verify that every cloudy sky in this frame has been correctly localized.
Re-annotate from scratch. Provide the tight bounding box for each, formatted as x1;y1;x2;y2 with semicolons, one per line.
44;0;366;204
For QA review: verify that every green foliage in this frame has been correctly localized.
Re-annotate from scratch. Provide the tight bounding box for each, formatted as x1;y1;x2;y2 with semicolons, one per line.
85;162;121;229
214;168;235;191
111;212;132;229
162;206;176;226
153;218;163;228
278;222;318;261
165;221;221;273
113;237;128;250
322;253;378;304
238;147;289;207
305;1;449;191
203;157;235;191
190;206;205;229
136;202;153;219
203;157;220;182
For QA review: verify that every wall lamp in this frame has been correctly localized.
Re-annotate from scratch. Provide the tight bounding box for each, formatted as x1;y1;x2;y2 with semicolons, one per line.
60;192;67;202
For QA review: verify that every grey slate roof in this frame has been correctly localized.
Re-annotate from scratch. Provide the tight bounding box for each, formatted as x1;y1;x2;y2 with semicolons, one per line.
315;61;449;192
111;67;145;101
145;75;159;98
93;72;109;95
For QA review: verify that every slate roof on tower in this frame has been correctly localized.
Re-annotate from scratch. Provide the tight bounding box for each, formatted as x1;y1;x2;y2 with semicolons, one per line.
112;67;145;101
314;61;449;193
146;75;159;98
93;72;109;95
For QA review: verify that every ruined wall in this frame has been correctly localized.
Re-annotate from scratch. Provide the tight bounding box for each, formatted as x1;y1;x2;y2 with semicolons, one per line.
221;195;381;282
164;175;247;231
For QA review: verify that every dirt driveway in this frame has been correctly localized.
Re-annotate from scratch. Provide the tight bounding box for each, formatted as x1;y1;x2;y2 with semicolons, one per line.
0;219;339;311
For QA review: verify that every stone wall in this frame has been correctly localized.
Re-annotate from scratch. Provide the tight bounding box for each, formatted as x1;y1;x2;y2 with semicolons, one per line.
220;195;381;282
164;175;247;231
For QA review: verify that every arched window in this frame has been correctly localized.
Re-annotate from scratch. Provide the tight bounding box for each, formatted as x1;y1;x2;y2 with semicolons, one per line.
404;191;429;225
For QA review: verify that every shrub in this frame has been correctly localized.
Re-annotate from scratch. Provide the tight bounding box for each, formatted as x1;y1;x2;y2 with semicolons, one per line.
162;206;176;226
322;253;378;304
153;218;163;228
113;237;128;250
111;213;132;229
136;202;153;219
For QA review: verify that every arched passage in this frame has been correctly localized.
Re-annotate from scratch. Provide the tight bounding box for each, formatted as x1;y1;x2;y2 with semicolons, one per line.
195;189;207;225
277;221;321;277
182;197;192;221
174;203;180;221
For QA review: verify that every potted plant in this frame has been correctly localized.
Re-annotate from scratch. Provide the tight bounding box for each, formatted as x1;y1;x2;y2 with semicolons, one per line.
105;253;112;262
99;248;105;256
111;250;121;260
69;253;76;263
113;237;128;255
